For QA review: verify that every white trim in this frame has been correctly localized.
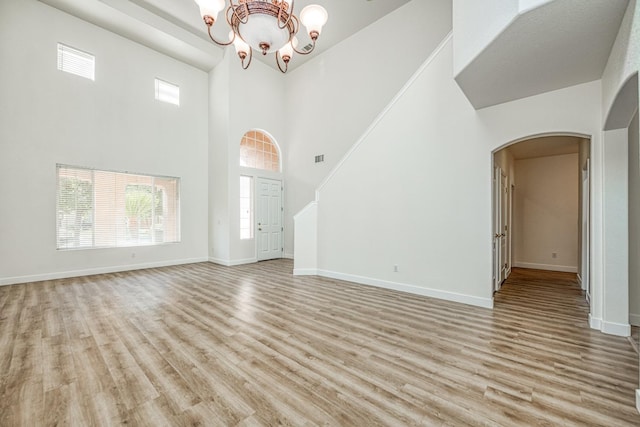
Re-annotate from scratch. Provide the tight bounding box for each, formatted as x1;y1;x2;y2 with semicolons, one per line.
293;201;318;220
630;314;640;326
208;257;257;267
513;262;578;273
589;314;602;330
293;268;318;276
0;257;208;286
601;320;631;337
284;252;294;260
316;31;453;194
636;390;640;415
317;269;493;309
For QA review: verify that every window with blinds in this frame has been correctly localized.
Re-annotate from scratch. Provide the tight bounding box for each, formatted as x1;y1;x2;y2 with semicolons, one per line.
56;165;180;250
155;78;180;106
57;43;95;81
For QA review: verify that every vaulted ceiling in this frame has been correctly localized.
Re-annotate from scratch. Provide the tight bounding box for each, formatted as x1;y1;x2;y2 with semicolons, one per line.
455;0;629;109
39;0;411;72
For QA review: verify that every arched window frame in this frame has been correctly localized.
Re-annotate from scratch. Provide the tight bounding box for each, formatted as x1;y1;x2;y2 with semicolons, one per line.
239;129;282;173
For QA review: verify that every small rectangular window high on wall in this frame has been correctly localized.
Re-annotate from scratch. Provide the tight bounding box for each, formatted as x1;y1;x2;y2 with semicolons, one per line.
240;176;253;240
56;165;180;250
155;78;180;106
57;43;95;81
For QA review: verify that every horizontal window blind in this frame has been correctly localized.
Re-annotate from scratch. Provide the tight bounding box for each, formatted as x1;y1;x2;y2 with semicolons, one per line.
56;165;180;250
155;78;180;106
57;43;95;81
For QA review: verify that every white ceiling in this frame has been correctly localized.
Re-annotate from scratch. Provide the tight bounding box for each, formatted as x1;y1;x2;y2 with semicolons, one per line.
506;135;581;160
39;0;411;72
455;0;629;109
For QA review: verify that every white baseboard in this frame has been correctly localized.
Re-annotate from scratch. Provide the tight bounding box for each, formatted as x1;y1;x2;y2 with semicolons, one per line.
589;314;602;330
0;257;209;286
636;390;640;414
293;268;318;276
317;269;493;309
601;320;631;337
208;257;257;267
630;314;640;327
513;262;578;273
284;252;294;260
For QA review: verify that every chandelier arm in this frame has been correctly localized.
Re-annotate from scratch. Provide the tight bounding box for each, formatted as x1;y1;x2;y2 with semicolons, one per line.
225;5;234;27
241;48;253;70
229;0;249;25
276;51;288;74
278;0;294;30
207;24;235;46
292;14;299;34
292;38;316;55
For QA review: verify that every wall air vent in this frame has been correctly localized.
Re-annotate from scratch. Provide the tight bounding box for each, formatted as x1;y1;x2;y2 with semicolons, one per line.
315;155;325;163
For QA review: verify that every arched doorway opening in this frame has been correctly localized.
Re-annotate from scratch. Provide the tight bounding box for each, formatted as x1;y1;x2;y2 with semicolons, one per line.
492;133;591;301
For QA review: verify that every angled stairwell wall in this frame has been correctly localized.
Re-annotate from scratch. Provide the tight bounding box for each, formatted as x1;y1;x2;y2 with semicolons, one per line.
294;34;603;309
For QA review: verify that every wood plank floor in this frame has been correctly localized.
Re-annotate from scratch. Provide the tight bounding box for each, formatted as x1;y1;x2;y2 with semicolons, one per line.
0;262;638;426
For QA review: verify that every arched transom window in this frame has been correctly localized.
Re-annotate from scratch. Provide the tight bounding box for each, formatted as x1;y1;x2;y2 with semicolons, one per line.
240;130;280;172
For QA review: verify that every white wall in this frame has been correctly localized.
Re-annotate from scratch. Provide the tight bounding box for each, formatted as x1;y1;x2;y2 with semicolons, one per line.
518;0;554;12
284;0;452;256
208;47;285;265
302;36;604;309
452;0;518;75
208;50;231;263
293;202;317;275
513;154;579;272
602;0;640;124
0;0;209;284
629;111;640;326
603;129;630;335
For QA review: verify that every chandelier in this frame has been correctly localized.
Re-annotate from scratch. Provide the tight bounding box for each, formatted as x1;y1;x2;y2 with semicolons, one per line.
194;0;328;73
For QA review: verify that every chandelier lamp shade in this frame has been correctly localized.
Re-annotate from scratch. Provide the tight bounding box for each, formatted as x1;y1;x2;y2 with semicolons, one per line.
194;0;328;73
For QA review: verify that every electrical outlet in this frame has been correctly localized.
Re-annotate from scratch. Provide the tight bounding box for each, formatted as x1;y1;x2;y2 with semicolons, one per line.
393;264;399;272
552;252;557;259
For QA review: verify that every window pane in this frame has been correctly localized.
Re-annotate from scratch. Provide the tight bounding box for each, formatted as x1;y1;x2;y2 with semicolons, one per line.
56;165;180;250
57;43;95;81
239;130;280;172
155;78;180;106
240;175;253;240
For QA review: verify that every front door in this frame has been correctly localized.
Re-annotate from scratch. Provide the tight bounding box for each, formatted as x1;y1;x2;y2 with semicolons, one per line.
256;177;283;261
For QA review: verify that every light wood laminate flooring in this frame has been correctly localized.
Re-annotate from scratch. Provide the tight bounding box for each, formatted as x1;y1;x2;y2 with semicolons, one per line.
0;262;638;426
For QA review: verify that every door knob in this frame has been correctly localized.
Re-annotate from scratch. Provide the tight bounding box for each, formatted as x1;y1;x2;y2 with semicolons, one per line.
258;228;262;231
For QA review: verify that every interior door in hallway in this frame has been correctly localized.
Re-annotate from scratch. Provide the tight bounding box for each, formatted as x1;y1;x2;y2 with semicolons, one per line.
494;166;508;292
256;177;283;261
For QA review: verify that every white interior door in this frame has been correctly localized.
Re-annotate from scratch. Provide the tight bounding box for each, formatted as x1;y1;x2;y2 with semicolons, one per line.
494;166;507;292
581;161;590;299
500;171;508;282
256;177;283;261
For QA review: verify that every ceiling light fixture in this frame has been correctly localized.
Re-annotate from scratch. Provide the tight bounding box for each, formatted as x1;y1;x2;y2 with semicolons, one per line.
194;0;328;73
